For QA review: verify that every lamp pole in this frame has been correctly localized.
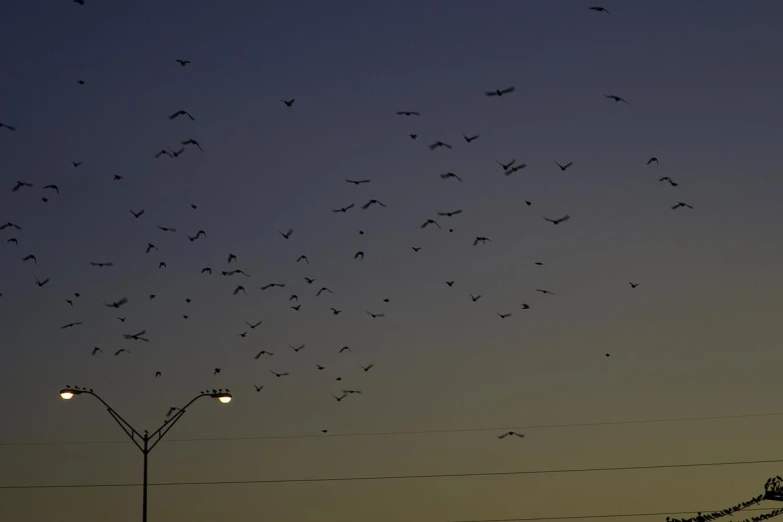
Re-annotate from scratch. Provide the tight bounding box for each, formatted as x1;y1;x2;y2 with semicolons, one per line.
59;387;233;522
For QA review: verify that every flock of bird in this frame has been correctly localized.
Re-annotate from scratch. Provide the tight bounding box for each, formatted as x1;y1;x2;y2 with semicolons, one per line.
0;4;699;439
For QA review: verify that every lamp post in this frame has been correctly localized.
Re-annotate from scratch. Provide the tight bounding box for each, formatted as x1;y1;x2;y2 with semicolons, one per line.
59;386;232;522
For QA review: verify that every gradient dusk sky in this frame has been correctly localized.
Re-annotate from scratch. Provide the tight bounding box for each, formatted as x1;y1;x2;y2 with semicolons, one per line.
2;1;783;521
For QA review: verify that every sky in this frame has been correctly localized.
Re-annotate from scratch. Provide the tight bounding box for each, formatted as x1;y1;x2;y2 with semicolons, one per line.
2;0;783;521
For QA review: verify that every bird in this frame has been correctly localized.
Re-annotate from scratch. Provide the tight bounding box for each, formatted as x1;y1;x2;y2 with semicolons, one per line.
223;269;250;277
589;6;610;13
544;215;570;225
316;287;333;296
331;308;342;315
445;281;455;287
396;111;420;116
201;267;212;274
304;277;316;284
104;297;128;308
169;147;185;158
238;332;248;338
291;305;301;311
437;209;463;218
233;286;246;295
439;172;462;182
554;161;573;171
123;330;149;342
0;222;22;230
604;94;629;103
0;121;16;131
361;199;386;209
76;80;86;85
659;176;678;187
114;349;130;356
360;364;374;372
497;313;512;319
214;368;221;376
366;311;385;318
157;226;176;233
497;159;516;170
145;243;158;254
333;203;355;213
43;184;60;195
521;303;530;310
504;163;527;175
35;277;50;287
412;246;421;252
22;254;37;265
158;262;167;269
485;86;515;97
12;181;33;192
536;289;555;295
498;431;525;439
354;251;364;260
345;179;371;185
339;346;352;353
646;157;659;165
155;371;162;378
629;282;639;289
253;385;264;392
470;294;482;302
6;238;18;245
421;219;441;229
89;261;113;268
473;236;491;246
261;283;286;290
254;351;274;359
409;134;417;140
332;393;347;402
113;175;123;181
91;347;103;356
175;59;191;67
428;141;453;150
671;202;694;210
169;110;195;120
281;99;295;107
463;133;480;143
296;255;309;264
154;149;171;159
188;230;207;242
61;322;83;329
316;365;326;370
289;344;306;353
117;317;126;322
65;299;74;307
270;370;289;378
246;320;262;329
227;253;238;264
279;229;294;239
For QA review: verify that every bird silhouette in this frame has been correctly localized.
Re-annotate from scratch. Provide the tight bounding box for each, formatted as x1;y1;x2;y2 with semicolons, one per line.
238;332;248;338
12;181;33;192
43;184;60;195
604;94;628;103
333;203;355;213
497;159;516;170
114;349;130;356
396;111;420;116
316;287;333;296
629;282;639;289
35;277;50;287
0;222;22;231
123;330;149;342
409;134;417;140
296;255;309;264
470;294;482;302
345;179;371;185
463;133;480;143
22;254;37;265
473;236;491;246
289;344;306;352
354;251;364;260
279;229;294;239
188;230;207;242
659;176;678;187
253;385;264;392
291;305;301;311
360;363;375;372
254;351;274;359
554;161;573;171
261;283;286;290
227;253;238;263
421;219;441;229
316;365;326;370
544;215;570;225
168;110;195;120
104;297;128;308
113;175;123;181
521;303;530;309
157;226;176;233
428;141;452;150
76;80;86;85
589;6;610;13
361;199;387;209
0;122;16;131
169;147;185;158
332;393;347;402
154;149;172;159
158;262;167;269
281;99;295;107
647;157;659;165
498;431;525;439
214;368;221;376
7;238;18;245
304;277;316;284
439;172;462;182
233;286;246;295
497;312;512;319
485;86;515;97
60;322;83;329
366;311;385;318
536;289;555;295
246;320;262;329
437;209;463;217
271;370;289;378
91;347;103;356
339;346;352;353
505;163;527;175
201;267;212;274
671;202;694;210
145;243;158;254
175;59;191;66
445;281;455;287
155;371;162;378
331;308;342;315
412;246;421;252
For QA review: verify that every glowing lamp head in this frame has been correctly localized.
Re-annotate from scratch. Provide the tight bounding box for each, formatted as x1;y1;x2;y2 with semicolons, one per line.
216;392;232;404
59;388;77;400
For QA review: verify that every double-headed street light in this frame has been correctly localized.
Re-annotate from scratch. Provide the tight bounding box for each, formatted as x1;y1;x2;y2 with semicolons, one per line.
59;386;232;522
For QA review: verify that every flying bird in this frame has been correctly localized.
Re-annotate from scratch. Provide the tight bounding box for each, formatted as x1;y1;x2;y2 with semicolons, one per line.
316;287;333;296
233;286;246;295
168;110;195;120
304;277;316;284
604;94;629;103
22;254;37;265
332;393;347;402
114;349;130;356
536;289;555;295
437;209;463;218
671;202;694;210
333;203;355;213
43;184;60;195
497;313;512;319
35;277;50;287
123;330;149;342
175;59;191;67
76;80;86;85
296;255;309;264
270;370;289;377
473;236;491;246
366;311;385;318
330;308;342;315
281;99;295;107
7;238;18;245
0;122;16;131
90;261;113;268
421;219;441;229
227;253;238;264
289;344;306;353
498;431;525;439
396;111;420;116
154;149;171;159
339;346;352;353
254;351;274;359
361;199;387;209
629;282;639;289
360;364;374;372
521;303;530;310
0;222;22;230
428;141;453;150
291;305;301;311
354;251;364;260
497;159;516;170
157;226;176;233
169;147;185;158
61;322;83;329
261;283;286;290
12;181;33;192
145;243;158;254
446;281;455;287
345;179;371;185
589;6;610;13
659;176;678;187
155;372;162;378
104;297;128;308
253;385;264;392
246;320;262;329
188;230;206;242
485;86;515;97
646;157;659;165
214;368;221;376
158;262;167;269
463;133;480;143
505;163;527;175
544;214;571;225
409;134;417;140
412;246;421;252
201;267;212;274
279;229;294;239
91;347;103;356
439;172;462;182
554;161;573;171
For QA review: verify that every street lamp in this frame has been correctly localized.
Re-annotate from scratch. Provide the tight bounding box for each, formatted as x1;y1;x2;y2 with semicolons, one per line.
58;386;232;522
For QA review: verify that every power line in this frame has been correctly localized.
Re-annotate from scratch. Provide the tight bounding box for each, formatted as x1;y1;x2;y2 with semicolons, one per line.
2;410;782;448
453;507;777;522
2;456;782;490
